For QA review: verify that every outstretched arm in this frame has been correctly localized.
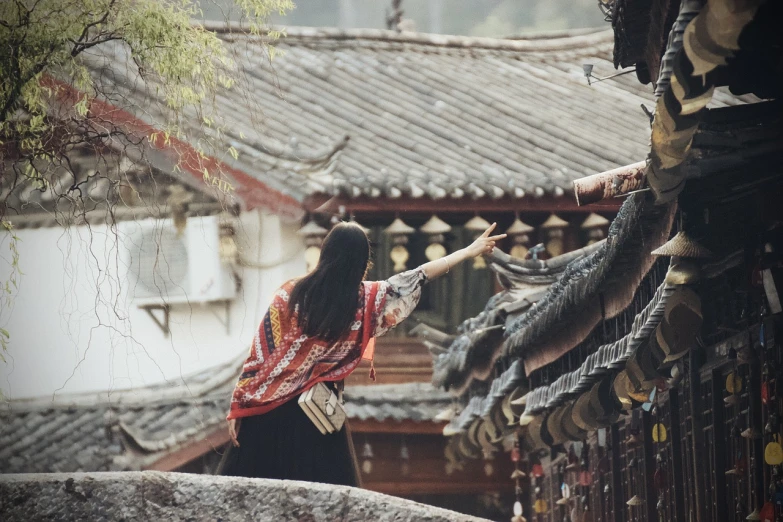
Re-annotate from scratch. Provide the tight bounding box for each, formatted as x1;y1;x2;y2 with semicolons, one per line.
419;222;506;280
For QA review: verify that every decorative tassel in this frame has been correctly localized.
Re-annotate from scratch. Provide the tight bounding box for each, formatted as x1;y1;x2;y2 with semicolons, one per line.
369;360;377;382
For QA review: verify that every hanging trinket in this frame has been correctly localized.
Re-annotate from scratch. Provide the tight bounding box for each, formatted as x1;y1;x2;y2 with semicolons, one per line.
361;440;374;475
383;217;415;272
765;436;783;466
581;213;610;245
506;216;534;259
420;215;452;261
540;214;569;257
565;444;580;472
579;441;592;486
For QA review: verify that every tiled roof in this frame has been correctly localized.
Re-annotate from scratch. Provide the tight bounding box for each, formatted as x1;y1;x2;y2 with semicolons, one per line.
0;356;450;474
0;147;224;229
343;382;452;422
89;26;671;204
426;242;604;394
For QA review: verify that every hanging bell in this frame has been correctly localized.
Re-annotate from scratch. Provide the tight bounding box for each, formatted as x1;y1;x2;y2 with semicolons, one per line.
420;215;452;261
384;217;416;272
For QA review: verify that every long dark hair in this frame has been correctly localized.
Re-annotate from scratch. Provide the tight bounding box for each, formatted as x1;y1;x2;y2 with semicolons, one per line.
289;222;371;342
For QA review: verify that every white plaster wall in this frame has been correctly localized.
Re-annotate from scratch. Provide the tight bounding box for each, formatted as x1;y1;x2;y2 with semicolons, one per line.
0;210;305;399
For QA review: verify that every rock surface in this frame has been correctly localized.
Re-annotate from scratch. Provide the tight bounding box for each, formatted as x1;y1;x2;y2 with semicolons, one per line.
0;471;490;521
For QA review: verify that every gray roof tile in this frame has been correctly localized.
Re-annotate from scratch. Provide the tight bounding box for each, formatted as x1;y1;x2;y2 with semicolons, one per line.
0;355;449;473
87;27;668;204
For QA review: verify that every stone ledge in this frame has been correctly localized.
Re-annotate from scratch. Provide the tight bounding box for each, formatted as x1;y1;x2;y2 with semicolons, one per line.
0;471;490;522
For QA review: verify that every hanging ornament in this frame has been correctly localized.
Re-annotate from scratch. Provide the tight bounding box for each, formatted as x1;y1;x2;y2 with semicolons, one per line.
511;469;526;480
400;437;410;476
361;440;374;475
532;463;545;478
383;217;415;272
742;427;761;439
765;436;783;466
533;498;548;514
760;500;774;521
626;495;644;506
464;215;492;269
297;220;329;273
506;216;534;259
565;445;580;471
746;508;761;521
580;213;610;245
513;501;524;516
727;373;743;394
420;215;451;261
540;214;569;257
652;423;668;443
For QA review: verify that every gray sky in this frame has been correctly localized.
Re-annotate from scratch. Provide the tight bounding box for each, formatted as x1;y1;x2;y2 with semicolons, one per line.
198;0;607;36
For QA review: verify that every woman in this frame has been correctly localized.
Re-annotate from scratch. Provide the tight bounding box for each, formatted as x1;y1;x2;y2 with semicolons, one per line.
218;221;505;485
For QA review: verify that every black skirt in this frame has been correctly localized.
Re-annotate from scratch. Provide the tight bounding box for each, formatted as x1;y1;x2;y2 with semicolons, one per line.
216;393;360;486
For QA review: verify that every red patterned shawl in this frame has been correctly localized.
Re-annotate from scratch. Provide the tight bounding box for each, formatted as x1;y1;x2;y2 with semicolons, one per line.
227;280;387;420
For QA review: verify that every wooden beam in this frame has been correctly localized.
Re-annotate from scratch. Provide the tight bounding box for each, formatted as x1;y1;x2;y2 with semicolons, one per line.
572;161;647;206
145;428;229;472
304;194;622;214
349;419;448;434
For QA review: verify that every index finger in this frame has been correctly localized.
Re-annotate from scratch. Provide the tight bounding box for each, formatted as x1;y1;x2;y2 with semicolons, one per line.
487;234;507;241
481;222;497;238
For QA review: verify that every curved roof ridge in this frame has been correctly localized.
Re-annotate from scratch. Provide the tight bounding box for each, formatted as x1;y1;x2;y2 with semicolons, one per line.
203;22;613;52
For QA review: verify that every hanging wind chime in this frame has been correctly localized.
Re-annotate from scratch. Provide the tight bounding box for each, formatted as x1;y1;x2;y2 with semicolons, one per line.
420;215;452;261
540;214;569;258
383;216;415;272
510;436;528;522
506;215;534;259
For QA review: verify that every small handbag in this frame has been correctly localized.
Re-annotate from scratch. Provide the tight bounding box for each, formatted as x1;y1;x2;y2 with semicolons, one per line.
298;381;346;435
298;284;378;435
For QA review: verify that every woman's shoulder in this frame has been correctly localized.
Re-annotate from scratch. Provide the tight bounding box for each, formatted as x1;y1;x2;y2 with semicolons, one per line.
273;280;297;301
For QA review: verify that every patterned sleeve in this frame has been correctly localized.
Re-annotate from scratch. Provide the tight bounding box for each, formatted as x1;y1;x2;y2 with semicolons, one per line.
373;268;428;337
